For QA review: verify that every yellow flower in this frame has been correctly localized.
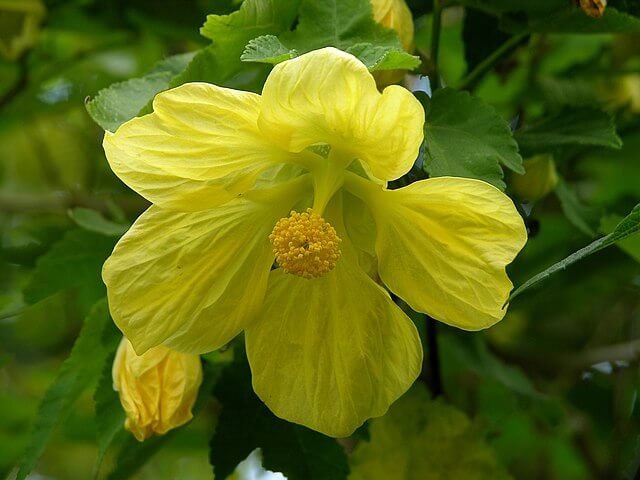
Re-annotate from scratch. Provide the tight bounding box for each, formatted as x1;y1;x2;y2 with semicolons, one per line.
102;47;527;437
510;154;559;202
112;337;203;441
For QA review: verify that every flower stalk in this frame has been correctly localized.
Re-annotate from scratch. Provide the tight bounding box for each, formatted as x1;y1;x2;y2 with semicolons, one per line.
430;0;443;89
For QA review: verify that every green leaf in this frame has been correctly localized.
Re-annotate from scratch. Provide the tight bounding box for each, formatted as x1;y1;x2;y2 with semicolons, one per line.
69;208;128;237
503;6;640;34
106;435;170;480
459;2;640;34
554;179;600;237
349;384;512;480
85;53;194;132
210;362;349;480
422;88;524;190
345;43;420;71
93;345;126;478
440;333;541;399
600;214;640;263
16;299;118;480
283;0;398;50
170;0;300;92
455;0;564;15
105;360;220;480
511;202;640;300
23;229;116;304
200;0;300;45
241;35;298;64
241;0;419;72
515;108;622;154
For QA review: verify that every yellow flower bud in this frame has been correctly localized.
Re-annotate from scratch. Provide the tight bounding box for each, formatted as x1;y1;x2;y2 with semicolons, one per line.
112;337;203;441
603;75;640;113
370;0;415;86
510;154;559;202
370;0;414;52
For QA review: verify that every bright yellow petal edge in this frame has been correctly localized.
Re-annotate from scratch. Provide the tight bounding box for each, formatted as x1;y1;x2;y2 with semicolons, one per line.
103;176;310;355
258;47;424;182
102;82;296;212
344;173;528;330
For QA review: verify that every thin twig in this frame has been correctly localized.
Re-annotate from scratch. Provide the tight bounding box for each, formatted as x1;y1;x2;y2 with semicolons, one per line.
457;33;529;91
419;314;444;397
0;191;148;216
491;338;640;373
430;0;444;89
426;316;443;396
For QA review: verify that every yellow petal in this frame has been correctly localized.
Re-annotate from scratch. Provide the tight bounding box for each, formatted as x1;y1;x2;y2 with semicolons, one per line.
245;204;422;437
103;82;292;211
258;47;424;181
347;174;527;330
343;191;380;279
112;337;203;441
103;198;291;355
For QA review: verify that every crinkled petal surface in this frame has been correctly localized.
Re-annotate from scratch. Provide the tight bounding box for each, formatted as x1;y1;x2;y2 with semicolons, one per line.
112;338;203;441
245;211;422;437
103;82;291;211
103;199;287;355
258;47;424;181
350;176;527;330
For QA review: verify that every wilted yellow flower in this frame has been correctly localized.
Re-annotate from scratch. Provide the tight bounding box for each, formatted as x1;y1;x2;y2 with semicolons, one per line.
112;337;203;441
0;0;45;61
510;154;559;202
102;47;526;437
576;0;607;18
370;0;414;52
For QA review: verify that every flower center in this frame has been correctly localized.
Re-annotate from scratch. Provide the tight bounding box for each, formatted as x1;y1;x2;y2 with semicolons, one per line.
269;208;342;279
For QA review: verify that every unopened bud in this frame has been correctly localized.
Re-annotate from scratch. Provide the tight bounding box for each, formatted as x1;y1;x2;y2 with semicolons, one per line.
112;337;203;441
510;154;559;202
370;0;415;86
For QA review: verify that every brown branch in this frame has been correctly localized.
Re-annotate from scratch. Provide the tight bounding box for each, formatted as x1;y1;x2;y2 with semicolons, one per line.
490;339;640;374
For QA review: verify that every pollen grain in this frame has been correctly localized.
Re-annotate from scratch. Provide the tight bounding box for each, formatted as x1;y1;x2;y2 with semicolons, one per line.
269;209;342;279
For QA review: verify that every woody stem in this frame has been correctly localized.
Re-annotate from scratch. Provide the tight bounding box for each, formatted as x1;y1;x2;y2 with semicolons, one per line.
425;314;443;397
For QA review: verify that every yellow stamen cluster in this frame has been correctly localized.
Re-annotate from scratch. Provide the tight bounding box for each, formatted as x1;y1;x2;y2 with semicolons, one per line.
269;209;342;279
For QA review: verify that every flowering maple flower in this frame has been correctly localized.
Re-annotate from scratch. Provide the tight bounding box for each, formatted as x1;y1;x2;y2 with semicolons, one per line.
112;337;203;441
102;47;527;437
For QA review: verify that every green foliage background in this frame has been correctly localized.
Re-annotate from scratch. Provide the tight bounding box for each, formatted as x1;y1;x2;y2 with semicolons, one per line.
1;0;640;479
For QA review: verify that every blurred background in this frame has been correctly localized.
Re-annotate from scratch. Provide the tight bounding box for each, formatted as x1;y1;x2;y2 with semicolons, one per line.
1;0;640;479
